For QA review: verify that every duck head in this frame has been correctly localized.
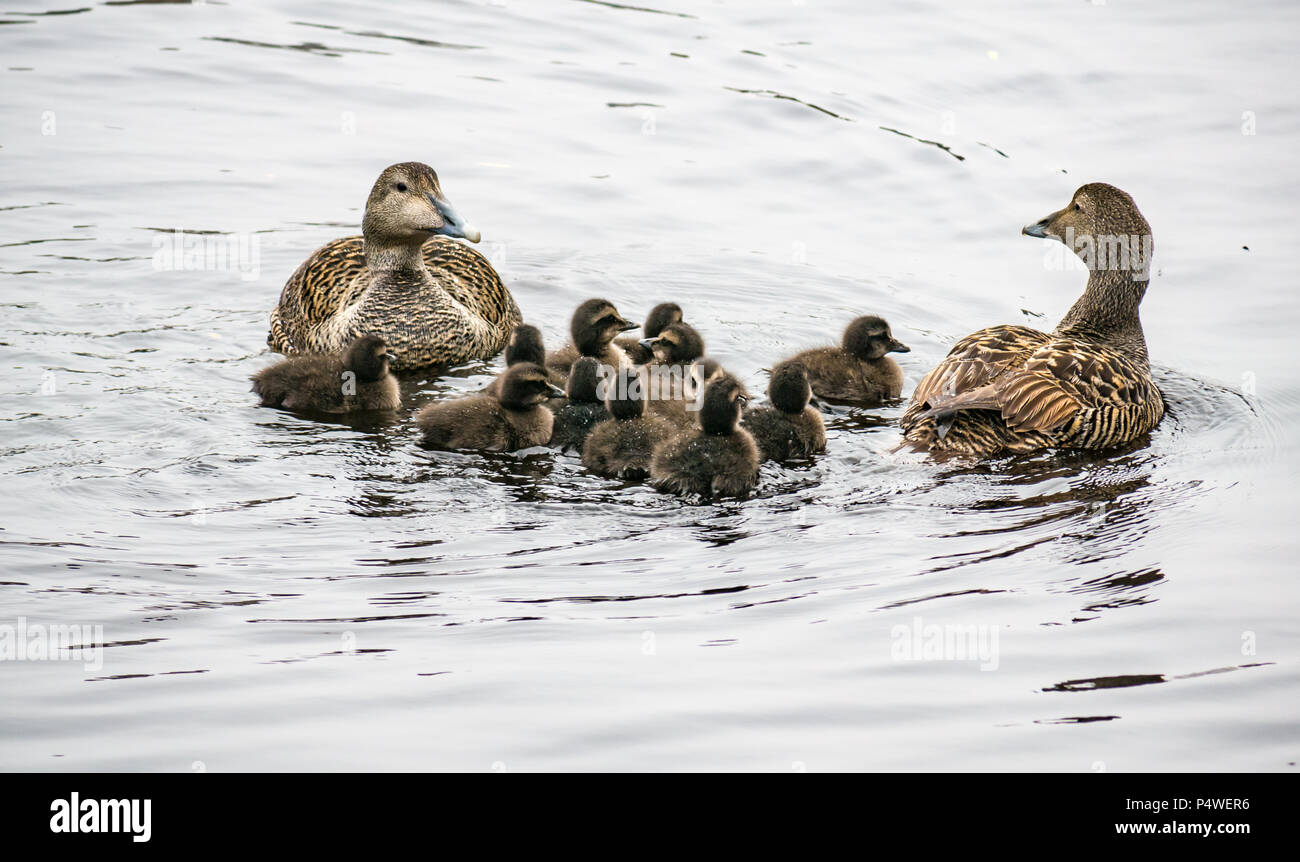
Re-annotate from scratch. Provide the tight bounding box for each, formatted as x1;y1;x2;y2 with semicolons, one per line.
843;315;909;360
699;374;749;435
571;298;637;356
641;322;705;364
642;302;684;339
499;363;565;409
768;360;813;413
606;365;648;420
1022;183;1153;278
362;162;481;246
505;324;546;367
566;356;607;403
345;335;396;382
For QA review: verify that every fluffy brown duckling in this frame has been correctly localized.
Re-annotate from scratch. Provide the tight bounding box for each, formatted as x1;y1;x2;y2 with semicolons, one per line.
251;334;400;413
650;374;760;499
901;182;1164;456
545;298;637;377
548;356;612;452
787;315;910;405
484;323;559;395
417;362;563;451
582;366;677;480
640;322;712;426
616;302;683;364
742;360;827;462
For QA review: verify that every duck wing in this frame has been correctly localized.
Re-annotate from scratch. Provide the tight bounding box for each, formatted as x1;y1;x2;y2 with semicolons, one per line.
909;330;1161;442
903;326;1051;426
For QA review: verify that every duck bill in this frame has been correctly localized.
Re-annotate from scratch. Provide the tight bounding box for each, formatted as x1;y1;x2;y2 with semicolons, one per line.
638;337;659;349
887;339;910;354
547;383;566;398
429;194;481;243
619;320;639;332
1022;207;1064;240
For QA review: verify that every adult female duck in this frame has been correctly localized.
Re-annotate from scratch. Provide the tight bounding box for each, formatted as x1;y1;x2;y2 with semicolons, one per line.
268;162;521;371
901;183;1163;457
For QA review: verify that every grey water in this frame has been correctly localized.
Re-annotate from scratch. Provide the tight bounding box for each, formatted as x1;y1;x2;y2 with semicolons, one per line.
1;0;1296;771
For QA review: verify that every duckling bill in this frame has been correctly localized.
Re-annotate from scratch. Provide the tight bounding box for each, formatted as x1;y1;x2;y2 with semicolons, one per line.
251;335;400;413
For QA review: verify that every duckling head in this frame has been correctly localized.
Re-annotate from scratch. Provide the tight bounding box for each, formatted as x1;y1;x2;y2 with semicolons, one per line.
1022;183;1153;275
643;302;684;339
505;324;546;367
362;162;481;246
499;363;565;410
641;322;705;364
768;360;812;413
571;298;637;356
606;365;648;420
566;356;607;403
843;315;910;360
698;374;749;435
345;335;396;382
603;366;646;420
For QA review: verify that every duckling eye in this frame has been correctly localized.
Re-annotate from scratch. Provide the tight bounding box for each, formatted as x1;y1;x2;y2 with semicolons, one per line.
395;182;408;193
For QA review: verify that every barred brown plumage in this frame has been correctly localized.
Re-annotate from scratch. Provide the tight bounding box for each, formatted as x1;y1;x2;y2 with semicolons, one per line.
901;183;1164;457
267;163;521;371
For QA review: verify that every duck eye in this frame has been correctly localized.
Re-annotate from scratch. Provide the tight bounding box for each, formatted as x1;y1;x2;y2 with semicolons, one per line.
395;182;408;193
1073;202;1082;211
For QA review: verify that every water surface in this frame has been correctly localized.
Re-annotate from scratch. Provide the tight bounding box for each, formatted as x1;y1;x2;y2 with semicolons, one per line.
1;0;1297;771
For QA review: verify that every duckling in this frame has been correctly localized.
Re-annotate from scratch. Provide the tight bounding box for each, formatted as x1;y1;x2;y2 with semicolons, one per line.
616;302;683;364
251;335;400;413
582;366;677;480
416;362;563;452
640;322;711;426
901;182;1164;457
548;356;612;452
268;162;521;371
786;316;910;405
650;374;760;499
742;360;827;461
483;323;560;395
545;298;637;377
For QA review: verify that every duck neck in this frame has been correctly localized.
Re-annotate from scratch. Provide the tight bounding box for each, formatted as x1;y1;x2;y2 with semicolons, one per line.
1055;266;1151;368
363;236;429;279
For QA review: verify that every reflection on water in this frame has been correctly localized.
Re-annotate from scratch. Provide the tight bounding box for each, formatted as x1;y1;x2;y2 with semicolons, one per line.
0;0;1296;771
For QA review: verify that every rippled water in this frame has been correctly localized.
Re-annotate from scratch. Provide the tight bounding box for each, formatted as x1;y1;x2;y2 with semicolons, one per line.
2;0;1297;771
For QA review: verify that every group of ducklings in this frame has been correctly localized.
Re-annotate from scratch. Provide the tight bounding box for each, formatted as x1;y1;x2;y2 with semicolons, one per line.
255;292;910;498
259;162;1167;497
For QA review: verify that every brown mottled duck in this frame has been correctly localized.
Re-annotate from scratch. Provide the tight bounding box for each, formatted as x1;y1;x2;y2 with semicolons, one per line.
901;182;1163;457
268;162;521;371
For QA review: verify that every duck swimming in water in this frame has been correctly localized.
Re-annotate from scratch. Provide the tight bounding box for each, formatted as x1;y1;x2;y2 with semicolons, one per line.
901;182;1163;457
416;362;563;452
785;316;910;405
742;360;827;462
582;366;676;480
268;162;521;371
548;356;611;452
545;298;637;378
650;374;759;499
251;335;400;413
617;302;684;365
